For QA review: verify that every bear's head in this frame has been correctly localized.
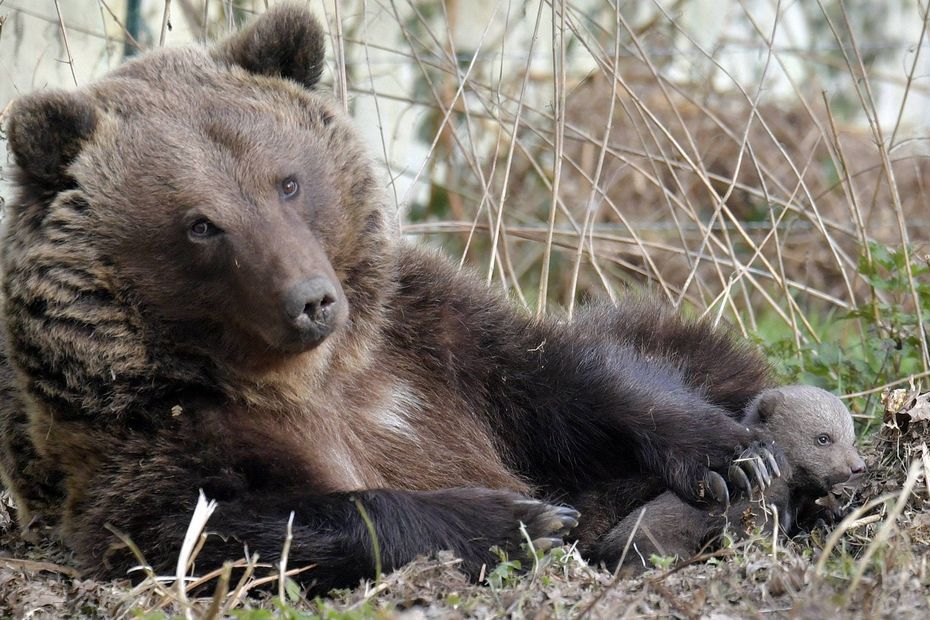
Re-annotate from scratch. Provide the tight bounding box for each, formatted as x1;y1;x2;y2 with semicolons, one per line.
747;385;866;494
2;5;395;412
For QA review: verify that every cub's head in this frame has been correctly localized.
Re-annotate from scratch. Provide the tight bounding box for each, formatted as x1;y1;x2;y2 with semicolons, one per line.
3;5;394;374
747;385;866;494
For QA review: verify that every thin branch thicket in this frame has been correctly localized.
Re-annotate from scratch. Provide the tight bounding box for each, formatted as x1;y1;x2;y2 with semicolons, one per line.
52;0;79;86
537;0;568;317
37;0;920;357
367;0;929;385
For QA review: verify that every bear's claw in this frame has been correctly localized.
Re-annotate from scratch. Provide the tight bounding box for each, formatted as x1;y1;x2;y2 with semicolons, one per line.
515;500;579;539
531;536;565;552
552;505;581;532
705;470;730;506
731;442;781;496
728;464;753;497
762;447;781;478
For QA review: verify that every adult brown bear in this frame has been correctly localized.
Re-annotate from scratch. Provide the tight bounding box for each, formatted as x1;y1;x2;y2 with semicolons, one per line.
0;4;776;592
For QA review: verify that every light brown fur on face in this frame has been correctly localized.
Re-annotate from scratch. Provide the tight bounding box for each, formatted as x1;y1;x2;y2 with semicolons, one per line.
74;54;384;368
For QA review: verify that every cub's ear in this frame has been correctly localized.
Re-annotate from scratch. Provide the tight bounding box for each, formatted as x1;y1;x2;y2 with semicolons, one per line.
213;4;326;90
746;388;785;424
5;90;98;194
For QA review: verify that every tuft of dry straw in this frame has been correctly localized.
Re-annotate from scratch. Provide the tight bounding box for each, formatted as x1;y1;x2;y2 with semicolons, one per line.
175;490;217;620
846;458;923;593
52;0;78;86
278;511;295;602
159;0;173;47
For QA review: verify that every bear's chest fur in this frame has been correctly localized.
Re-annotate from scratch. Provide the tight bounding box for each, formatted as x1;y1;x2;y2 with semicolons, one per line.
191;370;529;497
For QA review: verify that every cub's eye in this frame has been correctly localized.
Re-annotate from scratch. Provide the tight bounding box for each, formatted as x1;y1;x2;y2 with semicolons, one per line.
281;177;300;199
817;434;832;446
189;219;219;239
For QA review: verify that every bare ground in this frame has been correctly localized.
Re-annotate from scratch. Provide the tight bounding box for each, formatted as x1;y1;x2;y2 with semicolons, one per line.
2;392;929;619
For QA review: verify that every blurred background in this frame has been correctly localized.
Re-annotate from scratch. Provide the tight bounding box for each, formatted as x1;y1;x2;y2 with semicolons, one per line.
1;1;929;416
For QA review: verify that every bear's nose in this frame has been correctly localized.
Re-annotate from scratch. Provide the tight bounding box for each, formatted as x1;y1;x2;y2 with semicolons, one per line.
850;454;867;475
284;276;338;340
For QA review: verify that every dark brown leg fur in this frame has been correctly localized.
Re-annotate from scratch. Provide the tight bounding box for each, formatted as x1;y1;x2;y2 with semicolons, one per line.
573;300;775;415
71;438;576;593
391;249;771;508
569;475;666;557
593;491;722;575
562;300;776;559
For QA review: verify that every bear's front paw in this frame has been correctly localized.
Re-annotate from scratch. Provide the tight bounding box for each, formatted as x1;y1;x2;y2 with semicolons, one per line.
726;441;781;499
670;438;782;508
452;491;579;577
695;441;781;507
509;498;580;552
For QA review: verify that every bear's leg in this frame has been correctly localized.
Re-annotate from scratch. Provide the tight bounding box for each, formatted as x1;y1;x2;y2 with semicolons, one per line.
394;251;777;509
488;336;775;507
588;476;796;575
573;300;774;415
66;459;577;594
568;475;665;556
589;491;724;575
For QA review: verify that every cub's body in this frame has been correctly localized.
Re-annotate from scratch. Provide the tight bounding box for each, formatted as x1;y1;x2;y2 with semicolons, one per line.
598;385;866;574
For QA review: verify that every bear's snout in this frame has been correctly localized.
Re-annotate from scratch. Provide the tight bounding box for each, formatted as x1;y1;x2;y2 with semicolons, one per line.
849;452;867;475
283;276;342;348
822;451;867;488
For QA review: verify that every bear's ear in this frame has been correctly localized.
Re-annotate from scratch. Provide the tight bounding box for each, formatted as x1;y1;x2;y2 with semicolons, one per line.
5;90;98;194
213;5;326;90
745;388;785;424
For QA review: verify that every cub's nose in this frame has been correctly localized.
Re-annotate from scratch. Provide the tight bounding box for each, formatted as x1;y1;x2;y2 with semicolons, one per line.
284;276;339;343
850;453;867;475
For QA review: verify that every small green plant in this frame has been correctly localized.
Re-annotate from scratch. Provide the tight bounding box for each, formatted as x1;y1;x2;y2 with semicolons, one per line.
485;546;524;590
231;609;277;620
648;553;678;570
849;242;930;377
132;611;170;620
763;242;930;427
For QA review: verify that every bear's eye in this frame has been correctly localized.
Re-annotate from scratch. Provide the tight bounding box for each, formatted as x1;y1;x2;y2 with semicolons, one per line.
817;434;832;446
280;178;300;199
189;219;219;239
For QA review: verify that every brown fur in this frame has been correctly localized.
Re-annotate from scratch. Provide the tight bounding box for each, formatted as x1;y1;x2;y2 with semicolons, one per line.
595;385;866;574
0;5;776;592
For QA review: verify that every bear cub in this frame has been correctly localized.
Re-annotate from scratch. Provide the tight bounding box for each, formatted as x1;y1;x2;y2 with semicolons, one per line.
597;385;866;574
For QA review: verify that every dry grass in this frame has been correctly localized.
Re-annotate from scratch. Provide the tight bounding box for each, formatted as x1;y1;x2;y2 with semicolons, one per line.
1;392;928;618
1;0;930;617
